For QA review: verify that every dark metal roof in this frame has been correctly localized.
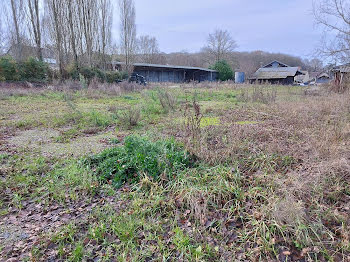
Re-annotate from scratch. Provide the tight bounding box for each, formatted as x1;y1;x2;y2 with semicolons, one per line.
111;62;218;73
262;60;290;68
249;67;302;80
332;63;350;73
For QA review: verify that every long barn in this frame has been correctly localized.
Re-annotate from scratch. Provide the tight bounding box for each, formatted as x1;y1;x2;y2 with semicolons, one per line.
111;62;219;83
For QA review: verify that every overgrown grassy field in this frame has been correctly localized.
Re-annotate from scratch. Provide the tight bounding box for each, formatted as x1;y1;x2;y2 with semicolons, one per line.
0;82;349;261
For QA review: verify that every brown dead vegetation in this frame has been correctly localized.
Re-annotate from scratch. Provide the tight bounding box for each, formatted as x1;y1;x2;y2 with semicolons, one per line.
175;89;350;260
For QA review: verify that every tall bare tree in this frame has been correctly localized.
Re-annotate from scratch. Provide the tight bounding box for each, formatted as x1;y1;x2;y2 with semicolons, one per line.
26;0;42;60
119;0;136;72
137;35;160;64
46;0;65;78
66;0;79;70
98;0;112;69
9;0;25;60
202;29;237;64
0;10;4;54
313;0;350;62
78;0;98;67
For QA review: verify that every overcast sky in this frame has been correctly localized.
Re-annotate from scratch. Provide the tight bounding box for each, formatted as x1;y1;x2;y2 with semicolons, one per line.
114;0;323;59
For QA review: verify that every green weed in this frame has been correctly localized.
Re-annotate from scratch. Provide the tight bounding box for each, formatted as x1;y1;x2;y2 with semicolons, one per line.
83;135;195;188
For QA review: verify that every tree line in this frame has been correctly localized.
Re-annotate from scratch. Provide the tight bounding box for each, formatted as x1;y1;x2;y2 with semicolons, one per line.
0;0;343;82
0;0;160;79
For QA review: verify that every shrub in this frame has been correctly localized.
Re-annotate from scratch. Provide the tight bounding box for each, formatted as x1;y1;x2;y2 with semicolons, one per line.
0;56;20;81
210;60;234;81
83;135;195;188
80;67;96;82
79;74;88;89
106;71;121;83
157;88;177;113
92;68;106;82
120;71;129;80
66;63;80;80
19;57;49;82
117;106;141;127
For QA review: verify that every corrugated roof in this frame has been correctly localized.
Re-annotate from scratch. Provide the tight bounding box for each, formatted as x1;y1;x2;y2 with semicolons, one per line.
262;60;290;68
112;62;218;73
249;67;302;80
332;63;350;73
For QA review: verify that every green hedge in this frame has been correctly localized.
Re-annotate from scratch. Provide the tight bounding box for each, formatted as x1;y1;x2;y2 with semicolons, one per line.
67;64;124;84
0;56;20;81
0;56;48;82
19;57;49;82
0;56;128;84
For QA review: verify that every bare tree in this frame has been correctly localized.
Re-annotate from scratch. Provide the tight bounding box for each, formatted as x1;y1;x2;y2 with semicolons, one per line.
202;29;237;64
78;0;98;67
9;0;25;60
137;35;160;64
0;10;4;54
305;58;324;71
98;0;113;69
46;0;65;78
66;0;79;70
313;0;350;62
119;0;136;72
26;0;42;60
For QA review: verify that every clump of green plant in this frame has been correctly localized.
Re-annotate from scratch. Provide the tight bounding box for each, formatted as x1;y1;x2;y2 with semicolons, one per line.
83;135;195;188
0;56;20;81
85;110;111;128
106;71;121;83
19;57;49;82
55;128;80;143
79;73;88;89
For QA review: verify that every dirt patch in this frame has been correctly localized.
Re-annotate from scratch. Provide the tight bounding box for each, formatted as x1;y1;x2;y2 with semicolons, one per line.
7;128;116;158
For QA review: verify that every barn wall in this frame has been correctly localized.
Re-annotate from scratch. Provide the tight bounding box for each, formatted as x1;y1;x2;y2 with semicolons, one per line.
316;77;330;84
249;77;294;85
134;68;217;83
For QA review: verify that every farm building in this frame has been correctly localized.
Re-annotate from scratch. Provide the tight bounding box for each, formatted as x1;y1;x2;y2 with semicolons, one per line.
295;71;309;84
312;72;331;85
249;60;303;85
332;63;350;89
295;71;331;85
111;62;219;83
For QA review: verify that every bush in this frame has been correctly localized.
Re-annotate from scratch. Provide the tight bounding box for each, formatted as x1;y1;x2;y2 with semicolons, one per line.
106;71;121;83
20;57;49;82
210;60;234;81
66;63;80;80
117;106;141;127
120;71;129;80
80;67;96;82
0;56;49;82
93;68;106;82
83;135;195;188
0;56;20;81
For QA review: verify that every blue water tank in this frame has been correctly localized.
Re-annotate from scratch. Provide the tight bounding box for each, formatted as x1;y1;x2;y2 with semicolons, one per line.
235;72;245;83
